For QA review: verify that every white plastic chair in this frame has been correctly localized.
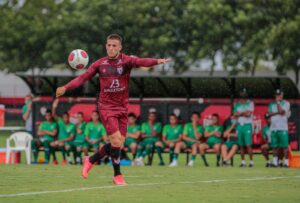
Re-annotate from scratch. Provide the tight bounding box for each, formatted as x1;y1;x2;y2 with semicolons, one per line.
6;132;32;165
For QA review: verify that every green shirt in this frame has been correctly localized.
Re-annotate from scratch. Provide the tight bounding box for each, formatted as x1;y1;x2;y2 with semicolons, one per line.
183;123;204;139
57;118;76;140
262;125;271;143
38;121;57;141
205;125;223;143
162;124;183;141
84;121;106;140
74;122;87;142
127;124;140;141
141;122;162;140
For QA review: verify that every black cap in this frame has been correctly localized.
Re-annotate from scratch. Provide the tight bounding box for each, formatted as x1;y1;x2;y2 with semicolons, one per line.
275;89;283;95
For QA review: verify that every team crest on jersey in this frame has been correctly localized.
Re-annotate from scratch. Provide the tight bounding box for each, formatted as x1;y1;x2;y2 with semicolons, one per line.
117;66;123;74
101;60;109;65
117;59;122;64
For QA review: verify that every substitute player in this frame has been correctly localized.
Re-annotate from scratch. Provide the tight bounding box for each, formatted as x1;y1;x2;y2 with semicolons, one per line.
51;99;76;164
170;112;204;167
261;113;272;167
135;112;162;166
233;88;254;167
155;114;182;166
82;111;107;156
56;34;170;185
221;117;239;166
124;113;140;161
199;113;223;167
73;112;87;164
268;89;290;167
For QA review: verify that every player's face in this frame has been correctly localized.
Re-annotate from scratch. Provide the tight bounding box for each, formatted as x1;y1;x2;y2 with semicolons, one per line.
169;116;177;125
128;116;136;125
77;113;84;123
45;113;52;122
191;114;199;123
92;112;99;122
275;94;283;101
106;39;122;59
62;114;69;123
211;116;219;125
148;113;156;122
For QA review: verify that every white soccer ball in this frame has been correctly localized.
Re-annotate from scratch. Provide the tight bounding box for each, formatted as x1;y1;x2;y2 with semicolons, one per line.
68;49;89;70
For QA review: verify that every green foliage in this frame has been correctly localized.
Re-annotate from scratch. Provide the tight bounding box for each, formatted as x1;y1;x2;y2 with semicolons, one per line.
0;0;300;77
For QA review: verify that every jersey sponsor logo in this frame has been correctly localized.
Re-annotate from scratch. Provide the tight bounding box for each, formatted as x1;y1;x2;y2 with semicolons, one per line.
117;59;122;64
104;79;126;92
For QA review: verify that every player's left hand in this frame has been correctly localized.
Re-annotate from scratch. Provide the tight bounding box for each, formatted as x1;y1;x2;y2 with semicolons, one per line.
157;58;171;64
56;86;66;98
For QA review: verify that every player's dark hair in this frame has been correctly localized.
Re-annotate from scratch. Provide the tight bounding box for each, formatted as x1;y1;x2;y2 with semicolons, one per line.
128;113;137;118
46;109;52;114
212;113;219;119
191;111;200;117
169;113;177;118
92;110;99;115
107;34;122;43
63;111;69;116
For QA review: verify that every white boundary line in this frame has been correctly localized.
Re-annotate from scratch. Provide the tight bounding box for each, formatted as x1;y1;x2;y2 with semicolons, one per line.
0;175;300;198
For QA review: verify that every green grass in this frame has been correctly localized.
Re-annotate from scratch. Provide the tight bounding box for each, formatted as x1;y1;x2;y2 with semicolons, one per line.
1;154;300;203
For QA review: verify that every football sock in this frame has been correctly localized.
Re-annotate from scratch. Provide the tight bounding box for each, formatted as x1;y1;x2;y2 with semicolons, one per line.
44;141;50;162
156;146;164;163
216;155;221;163
201;155;208;165
89;143;111;164
284;159;289;166
59;146;66;160
173;153;179;161
272;156;278;165
191;155;196;161
111;146;121;177
50;147;57;161
31;141;38;162
241;160;246;165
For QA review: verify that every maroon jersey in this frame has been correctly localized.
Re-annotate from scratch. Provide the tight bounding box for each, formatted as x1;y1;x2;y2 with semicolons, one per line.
65;53;158;111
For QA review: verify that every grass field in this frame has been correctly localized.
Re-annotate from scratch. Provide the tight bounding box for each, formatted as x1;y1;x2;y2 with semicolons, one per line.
1;132;300;202
1;154;300;203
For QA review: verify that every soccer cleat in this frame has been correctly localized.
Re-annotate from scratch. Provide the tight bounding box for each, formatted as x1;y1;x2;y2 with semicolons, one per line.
169;160;178;167
135;157;144;166
61;159;67;165
265;163;271;168
187;160;194;167
113;175;127;186
248;163;254;168
52;160;58;165
239;163;246;168
159;161;165;166
283;164;289;168
270;163;278;168
81;156;93;179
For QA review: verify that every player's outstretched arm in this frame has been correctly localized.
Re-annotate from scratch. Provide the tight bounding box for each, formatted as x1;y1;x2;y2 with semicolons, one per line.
56;63;98;97
131;56;171;68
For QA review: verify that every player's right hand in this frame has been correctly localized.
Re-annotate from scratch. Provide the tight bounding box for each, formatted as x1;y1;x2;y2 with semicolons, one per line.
56;86;66;97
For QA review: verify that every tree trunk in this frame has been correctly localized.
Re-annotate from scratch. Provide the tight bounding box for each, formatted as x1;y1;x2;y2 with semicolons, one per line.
251;55;258;76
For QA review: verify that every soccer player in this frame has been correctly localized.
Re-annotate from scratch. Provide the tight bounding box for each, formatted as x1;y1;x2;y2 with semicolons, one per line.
268;89;290;167
31;110;58;164
135;112;162;166
51;99;76;164
82;111;107;156
199;113;223;167
155;114;182;166
72;112;87;164
22;94;33;134
170;112;204;167
56;34;170;185
233;88;255;167
261;113;272;167
124;113;140;161
221;117;239;166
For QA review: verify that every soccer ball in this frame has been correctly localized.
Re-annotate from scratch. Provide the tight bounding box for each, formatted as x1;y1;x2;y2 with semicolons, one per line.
68;49;89;70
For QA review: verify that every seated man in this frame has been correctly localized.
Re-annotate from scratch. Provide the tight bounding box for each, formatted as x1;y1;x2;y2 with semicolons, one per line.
221;117;239;166
135;112;162;166
155;114;183;166
72;112;87;164
171;112;204;167
199;113;223;167
50;99;76;165
124;113;141;161
83;111;108;157
32;110;58;164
